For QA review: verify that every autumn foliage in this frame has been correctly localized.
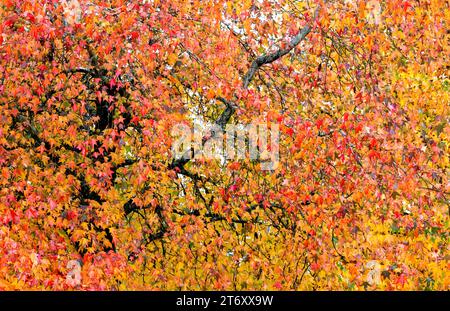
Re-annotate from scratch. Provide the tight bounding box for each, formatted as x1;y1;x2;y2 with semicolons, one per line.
0;0;448;290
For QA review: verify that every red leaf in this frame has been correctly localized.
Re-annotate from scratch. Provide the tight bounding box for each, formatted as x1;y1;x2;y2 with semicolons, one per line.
130;31;139;40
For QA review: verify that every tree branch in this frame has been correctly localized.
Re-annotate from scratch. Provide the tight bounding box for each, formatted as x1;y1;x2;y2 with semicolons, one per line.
242;5;321;88
169;4;321;174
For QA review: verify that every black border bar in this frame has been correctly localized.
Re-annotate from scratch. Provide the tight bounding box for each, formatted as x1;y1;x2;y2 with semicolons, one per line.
0;291;448;309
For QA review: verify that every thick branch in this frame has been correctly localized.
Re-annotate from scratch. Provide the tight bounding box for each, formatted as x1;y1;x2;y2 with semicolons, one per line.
242;5;320;88
215;96;237;130
168;97;236;170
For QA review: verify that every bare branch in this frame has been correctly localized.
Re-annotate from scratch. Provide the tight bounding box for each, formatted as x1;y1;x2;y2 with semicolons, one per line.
242;5;321;88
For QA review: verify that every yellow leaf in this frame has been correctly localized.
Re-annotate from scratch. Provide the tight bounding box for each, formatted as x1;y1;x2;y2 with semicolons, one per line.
167;53;178;66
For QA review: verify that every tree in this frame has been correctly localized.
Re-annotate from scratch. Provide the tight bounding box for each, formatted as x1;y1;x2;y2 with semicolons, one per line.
0;0;448;290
